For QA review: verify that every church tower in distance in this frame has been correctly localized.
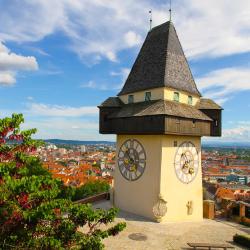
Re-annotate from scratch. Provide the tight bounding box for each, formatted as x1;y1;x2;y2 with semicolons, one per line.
98;21;222;222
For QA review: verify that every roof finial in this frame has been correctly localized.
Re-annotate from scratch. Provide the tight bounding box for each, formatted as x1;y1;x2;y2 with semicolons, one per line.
149;10;153;31
169;0;172;22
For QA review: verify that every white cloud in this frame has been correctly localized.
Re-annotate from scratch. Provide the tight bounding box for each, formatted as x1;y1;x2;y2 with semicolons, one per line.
124;31;142;47
23;118;98;131
0;1;64;42
80;81;97;89
222;126;250;142
204;126;250;143
204;120;250;142
0;71;16;85
109;67;130;90
0;50;38;71
196;66;250;104
110;67;130;81
28;103;98;117
0;42;8;53
80;77;126;91
24;46;50;57
0;0;250;62
0;1;149;63
20;117;111;140
106;51;117;62
80;80;110;90
0;41;38;85
174;0;250;59
238;121;250;125
27;96;34;101
0;104;112;141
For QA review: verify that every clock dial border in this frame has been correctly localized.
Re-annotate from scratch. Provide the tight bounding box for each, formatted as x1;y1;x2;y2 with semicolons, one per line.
174;141;199;184
118;139;146;182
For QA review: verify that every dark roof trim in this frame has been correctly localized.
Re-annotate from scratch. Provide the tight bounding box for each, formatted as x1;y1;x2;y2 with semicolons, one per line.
196;98;223;110
98;97;124;108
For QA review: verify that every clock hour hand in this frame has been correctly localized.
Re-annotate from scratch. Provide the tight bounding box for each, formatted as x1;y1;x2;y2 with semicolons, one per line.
181;162;188;170
181;153;188;169
124;148;137;171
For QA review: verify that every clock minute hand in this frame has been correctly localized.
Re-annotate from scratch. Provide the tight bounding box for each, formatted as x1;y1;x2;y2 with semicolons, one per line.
124;150;128;158
183;153;189;162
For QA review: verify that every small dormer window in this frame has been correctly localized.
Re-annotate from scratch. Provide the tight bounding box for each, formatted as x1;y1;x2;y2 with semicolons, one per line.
128;95;134;104
188;95;193;105
173;92;179;102
192;119;196;128
145;92;151;101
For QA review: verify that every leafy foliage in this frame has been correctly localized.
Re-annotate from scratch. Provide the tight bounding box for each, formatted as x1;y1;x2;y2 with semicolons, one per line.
239;220;250;227
233;233;250;247
0;114;126;249
60;180;110;201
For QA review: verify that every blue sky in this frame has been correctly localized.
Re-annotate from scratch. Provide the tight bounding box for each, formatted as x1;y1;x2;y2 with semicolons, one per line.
0;0;250;142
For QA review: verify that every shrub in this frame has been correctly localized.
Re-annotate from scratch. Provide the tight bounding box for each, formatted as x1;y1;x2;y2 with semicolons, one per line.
240;220;250;227
58;180;110;201
73;180;110;201
0;114;125;249
233;234;250;247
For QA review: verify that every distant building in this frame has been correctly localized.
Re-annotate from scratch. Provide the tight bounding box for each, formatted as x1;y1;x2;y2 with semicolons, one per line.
80;145;86;153
224;157;230;166
58;148;67;155
215;183;250;203
226;174;250;185
46;143;57;150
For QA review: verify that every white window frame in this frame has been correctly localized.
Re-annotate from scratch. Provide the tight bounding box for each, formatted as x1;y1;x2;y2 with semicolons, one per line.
145;91;151;101
128;95;134;104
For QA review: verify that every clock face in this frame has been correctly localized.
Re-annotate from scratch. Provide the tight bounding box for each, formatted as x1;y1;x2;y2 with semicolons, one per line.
174;141;199;184
118;139;146;181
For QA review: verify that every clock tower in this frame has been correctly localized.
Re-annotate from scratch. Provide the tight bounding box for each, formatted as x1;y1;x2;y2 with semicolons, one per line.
98;21;222;222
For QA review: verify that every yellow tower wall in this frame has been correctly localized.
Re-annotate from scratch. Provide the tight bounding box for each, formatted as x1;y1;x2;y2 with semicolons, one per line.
114;135;162;219
160;135;203;222
163;88;200;106
115;134;203;222
119;87;164;104
119;87;200;106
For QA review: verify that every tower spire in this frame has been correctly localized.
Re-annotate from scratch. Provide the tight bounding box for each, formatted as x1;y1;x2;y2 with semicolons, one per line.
149;10;153;31
169;0;172;22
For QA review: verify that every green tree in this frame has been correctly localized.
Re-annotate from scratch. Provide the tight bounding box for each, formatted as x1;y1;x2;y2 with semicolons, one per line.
0;114;125;249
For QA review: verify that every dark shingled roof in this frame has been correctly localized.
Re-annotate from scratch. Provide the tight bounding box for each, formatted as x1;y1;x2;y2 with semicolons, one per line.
110;100;212;121
99;97;123;107
118;21;201;97
196;98;223;110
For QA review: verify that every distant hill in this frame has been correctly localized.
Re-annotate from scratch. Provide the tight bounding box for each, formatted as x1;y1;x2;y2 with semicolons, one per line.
42;139;250;148
43;139;115;146
202;141;250;148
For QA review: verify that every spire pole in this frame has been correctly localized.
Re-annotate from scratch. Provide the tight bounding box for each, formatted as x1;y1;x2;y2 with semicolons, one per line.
149;10;153;31
169;0;172;22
